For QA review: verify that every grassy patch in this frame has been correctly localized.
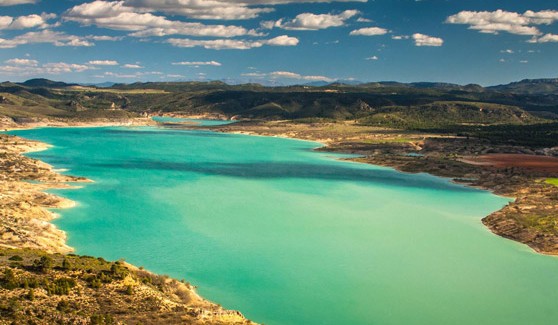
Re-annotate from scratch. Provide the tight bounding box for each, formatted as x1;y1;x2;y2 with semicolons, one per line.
545;178;558;187
516;215;558;235
361;138;415;144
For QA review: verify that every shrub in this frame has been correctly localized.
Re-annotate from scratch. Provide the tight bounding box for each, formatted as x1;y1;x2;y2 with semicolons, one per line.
1;268;19;290
33;256;53;273
61;258;72;271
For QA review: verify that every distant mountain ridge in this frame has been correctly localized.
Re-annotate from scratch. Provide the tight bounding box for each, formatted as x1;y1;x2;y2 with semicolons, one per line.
17;78;77;88
1;76;557;129
6;77;558;95
488;78;558;95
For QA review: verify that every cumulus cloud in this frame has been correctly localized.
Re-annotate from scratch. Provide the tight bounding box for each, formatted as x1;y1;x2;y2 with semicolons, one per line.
167;35;298;50
0;13;56;30
0;61;92;76
446;10;558;37
529;33;558;43
172;61;222;67
64;1;258;38
44;62;91;73
124;0;273;20
0;30;95;48
88;60;119;65
265;35;299;46
102;70;163;78
356;17;372;23
242;71;335;82
89;35;123;41
4;58;38;66
267;10;360;30
242;70;334;82
123;0;367;20
122;64;143;68
350;27;388;36
0;0;36;6
412;33;443;47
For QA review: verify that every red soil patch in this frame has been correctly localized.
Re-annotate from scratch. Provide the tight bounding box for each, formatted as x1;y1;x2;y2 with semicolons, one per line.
460;154;558;173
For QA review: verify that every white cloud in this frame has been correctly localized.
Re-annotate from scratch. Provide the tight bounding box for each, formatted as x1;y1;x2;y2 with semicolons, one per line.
529;33;558;43
4;58;38;66
446;10;558;37
0;61;92;76
172;61;222;66
365;56;378;60
350;27;388;36
0;30;94;48
64;1;258;38
104;72;138;78
265;35;299;46
103;70;163;78
501;49;514;54
520;60;528;63
248;70;334;82
167;35;298;50
270;10;360;30
124;0;273;20
241;71;333;82
391;35;409;40
122;0;367;20
88;60;119;65
412;33;443;47
0;13;56;30
523;10;558;25
241;72;266;77
0;16;12;29
89;35;123;41
0;0;36;6
122;64;143;68
44;62;91;73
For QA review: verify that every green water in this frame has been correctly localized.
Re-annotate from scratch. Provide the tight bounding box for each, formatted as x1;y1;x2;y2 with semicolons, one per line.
11;125;558;325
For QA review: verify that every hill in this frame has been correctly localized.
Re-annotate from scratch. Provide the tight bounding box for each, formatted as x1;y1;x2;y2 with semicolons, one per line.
488;79;558;95
17;79;77;89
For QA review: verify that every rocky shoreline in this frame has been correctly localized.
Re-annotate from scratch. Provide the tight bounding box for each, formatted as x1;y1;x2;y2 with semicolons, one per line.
1;116;556;323
0;121;254;324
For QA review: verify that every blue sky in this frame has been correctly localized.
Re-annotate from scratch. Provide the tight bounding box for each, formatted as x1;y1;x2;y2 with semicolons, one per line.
0;0;557;85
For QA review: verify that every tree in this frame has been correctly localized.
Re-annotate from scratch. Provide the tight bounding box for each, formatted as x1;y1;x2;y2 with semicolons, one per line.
62;258;71;271
34;256;53;273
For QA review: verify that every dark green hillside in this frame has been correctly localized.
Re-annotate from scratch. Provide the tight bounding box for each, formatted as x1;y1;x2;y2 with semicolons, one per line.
1;78;557;147
358;101;539;129
488;79;558;95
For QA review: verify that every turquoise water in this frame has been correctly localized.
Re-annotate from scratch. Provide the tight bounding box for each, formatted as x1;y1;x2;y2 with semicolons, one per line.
11;125;558;325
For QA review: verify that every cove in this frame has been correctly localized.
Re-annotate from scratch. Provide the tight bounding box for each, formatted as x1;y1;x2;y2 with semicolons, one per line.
11;125;558;325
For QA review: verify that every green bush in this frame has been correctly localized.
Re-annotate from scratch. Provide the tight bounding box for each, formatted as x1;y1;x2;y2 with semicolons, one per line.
33;256;53;273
